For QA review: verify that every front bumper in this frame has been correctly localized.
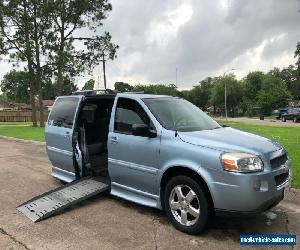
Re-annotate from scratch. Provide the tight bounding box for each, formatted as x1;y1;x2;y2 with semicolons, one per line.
209;162;291;213
215;194;283;217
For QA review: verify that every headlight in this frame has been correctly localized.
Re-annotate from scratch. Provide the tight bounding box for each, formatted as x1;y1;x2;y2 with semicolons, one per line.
221;152;263;173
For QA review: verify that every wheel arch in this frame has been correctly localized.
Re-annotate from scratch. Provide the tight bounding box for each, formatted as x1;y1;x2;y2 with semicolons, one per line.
159;166;214;211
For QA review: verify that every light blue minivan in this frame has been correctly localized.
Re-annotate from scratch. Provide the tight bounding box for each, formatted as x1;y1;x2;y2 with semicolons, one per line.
45;91;292;234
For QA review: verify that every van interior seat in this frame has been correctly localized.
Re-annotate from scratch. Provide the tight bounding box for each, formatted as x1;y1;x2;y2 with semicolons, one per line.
82;107;109;154
80;105;110;170
87;143;105;156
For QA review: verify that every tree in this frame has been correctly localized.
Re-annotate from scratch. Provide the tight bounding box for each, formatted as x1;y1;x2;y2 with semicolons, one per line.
240;71;265;116
242;71;264;99
133;84;180;96
270;65;300;101
0;69;58;102
256;75;291;115
209;74;243;117
82;79;95;90
0;94;7;102
53;77;78;96
47;0;119;95
295;42;300;68
293;43;300;101
0;0;118;127
114;82;133;92
0;70;30;103
1;0;36;125
183;77;213;109
292;70;300;101
0;0;53;127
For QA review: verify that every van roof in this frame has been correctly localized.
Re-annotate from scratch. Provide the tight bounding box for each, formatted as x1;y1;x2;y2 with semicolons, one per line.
72;89;115;96
71;89;172;99
116;93;171;99
66;91;173;100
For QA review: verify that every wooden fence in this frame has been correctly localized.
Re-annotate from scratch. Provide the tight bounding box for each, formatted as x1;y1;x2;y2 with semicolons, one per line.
0;110;50;122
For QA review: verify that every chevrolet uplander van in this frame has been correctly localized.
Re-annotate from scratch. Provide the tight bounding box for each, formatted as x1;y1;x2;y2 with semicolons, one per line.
45;90;292;234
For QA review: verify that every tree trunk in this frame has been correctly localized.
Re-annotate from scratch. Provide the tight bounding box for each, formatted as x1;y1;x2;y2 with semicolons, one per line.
56;12;65;96
56;41;64;96
33;4;44;127
29;80;37;127
23;0;37;127
102;53;106;89
38;85;44;127
57;65;63;96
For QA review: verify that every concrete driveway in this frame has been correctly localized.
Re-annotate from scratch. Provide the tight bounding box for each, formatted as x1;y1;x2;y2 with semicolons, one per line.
0;137;299;250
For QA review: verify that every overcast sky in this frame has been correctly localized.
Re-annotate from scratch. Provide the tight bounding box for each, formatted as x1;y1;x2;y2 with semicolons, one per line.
1;0;300;90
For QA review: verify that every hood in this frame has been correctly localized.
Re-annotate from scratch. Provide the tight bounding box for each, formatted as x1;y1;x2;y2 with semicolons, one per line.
178;127;281;155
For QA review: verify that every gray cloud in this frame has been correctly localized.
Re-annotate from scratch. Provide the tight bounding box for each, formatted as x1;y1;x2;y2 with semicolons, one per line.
1;0;300;90
101;0;300;89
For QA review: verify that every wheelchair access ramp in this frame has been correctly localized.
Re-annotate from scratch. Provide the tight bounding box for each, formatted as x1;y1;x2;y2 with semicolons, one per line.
17;177;109;222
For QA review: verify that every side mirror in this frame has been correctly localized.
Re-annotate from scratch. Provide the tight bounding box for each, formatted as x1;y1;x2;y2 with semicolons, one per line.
132;124;157;138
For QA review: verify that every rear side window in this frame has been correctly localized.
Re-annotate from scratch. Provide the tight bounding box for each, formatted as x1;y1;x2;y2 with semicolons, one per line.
48;97;79;128
114;98;151;134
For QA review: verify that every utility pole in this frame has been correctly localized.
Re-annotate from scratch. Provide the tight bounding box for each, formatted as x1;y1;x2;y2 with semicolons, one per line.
102;53;107;89
225;81;227;120
97;75;100;89
223;68;235;121
175;67;178;87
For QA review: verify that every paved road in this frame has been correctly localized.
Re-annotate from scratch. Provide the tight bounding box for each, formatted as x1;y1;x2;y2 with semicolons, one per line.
216;117;300;127
0;137;299;250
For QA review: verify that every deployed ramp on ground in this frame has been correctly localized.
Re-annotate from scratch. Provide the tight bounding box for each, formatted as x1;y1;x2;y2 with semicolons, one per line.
17;177;109;222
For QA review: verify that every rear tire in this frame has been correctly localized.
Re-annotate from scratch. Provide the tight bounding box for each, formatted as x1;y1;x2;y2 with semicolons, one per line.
293;117;298;123
164;175;211;235
282;117;286;122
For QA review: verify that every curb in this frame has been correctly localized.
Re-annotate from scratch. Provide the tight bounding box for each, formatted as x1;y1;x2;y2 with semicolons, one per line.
0;135;45;146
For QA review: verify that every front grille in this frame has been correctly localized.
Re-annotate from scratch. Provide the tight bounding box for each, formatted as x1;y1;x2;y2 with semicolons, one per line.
275;173;289;187
270;153;288;169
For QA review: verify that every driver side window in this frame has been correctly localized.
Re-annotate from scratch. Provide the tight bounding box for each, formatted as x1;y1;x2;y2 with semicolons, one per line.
114;98;154;135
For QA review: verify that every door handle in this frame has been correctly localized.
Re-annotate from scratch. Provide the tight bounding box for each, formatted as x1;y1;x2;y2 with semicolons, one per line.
64;131;71;138
110;136;118;144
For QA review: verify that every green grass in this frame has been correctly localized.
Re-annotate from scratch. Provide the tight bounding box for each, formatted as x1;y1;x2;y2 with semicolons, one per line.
0;126;45;142
0;122;298;188
221;121;300;189
0;122;31;125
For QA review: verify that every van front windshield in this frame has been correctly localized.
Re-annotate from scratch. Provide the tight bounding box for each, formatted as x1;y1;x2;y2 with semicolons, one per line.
143;97;220;132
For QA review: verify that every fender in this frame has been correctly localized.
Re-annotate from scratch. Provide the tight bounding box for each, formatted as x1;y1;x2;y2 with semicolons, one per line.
158;159;217;208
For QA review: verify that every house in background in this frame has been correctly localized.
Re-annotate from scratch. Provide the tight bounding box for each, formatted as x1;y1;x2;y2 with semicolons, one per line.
0;101;11;111
42;100;55;111
0;100;54;111
0;102;5;111
13;103;31;110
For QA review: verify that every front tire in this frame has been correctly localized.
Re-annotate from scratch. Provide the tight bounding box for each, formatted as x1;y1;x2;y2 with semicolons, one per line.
164;175;211;235
282;117;286;122
293;117;298;123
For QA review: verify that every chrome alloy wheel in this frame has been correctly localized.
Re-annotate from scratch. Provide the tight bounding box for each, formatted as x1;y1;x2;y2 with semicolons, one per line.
169;185;200;226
